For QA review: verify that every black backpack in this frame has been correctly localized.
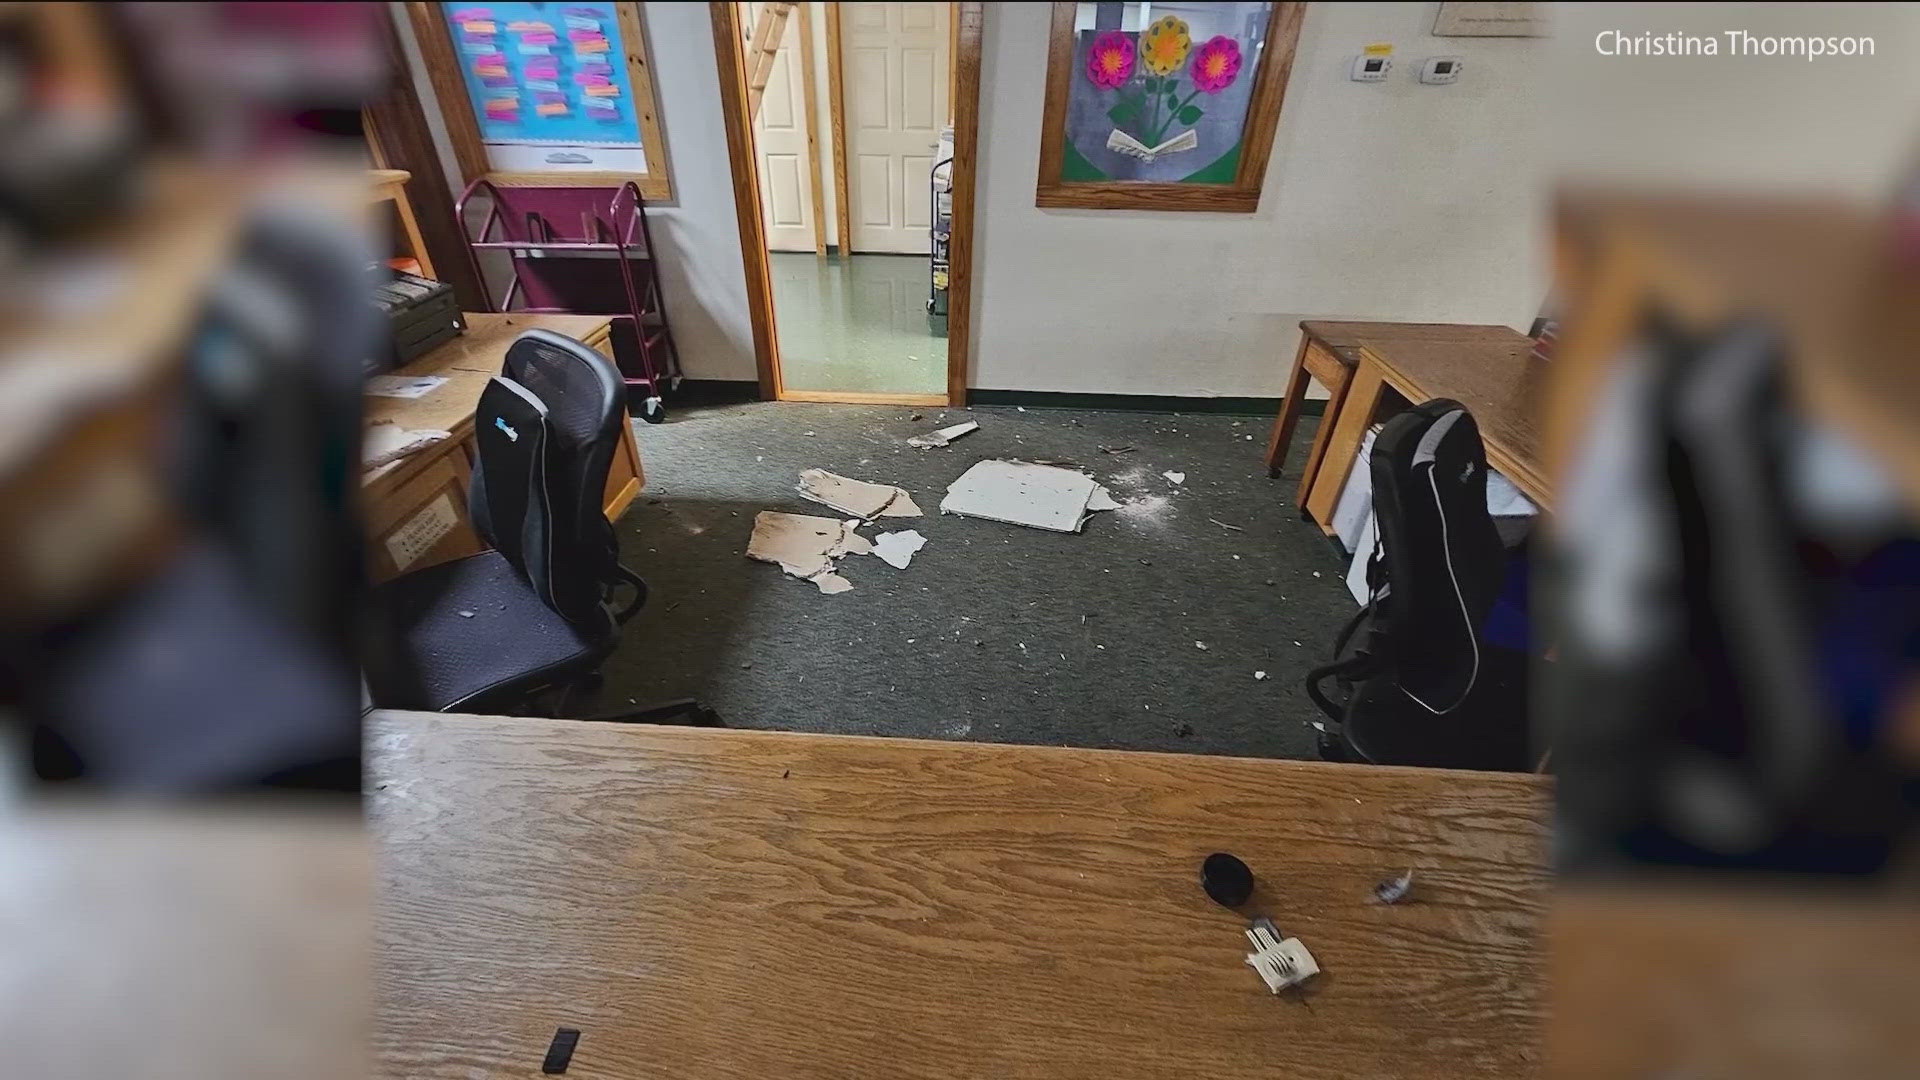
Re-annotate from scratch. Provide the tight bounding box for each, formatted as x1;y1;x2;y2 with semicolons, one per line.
1306;399;1532;770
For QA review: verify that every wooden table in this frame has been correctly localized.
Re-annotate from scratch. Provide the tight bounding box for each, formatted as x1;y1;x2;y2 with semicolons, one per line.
363;313;644;581
373;710;1549;1079
1279;322;1548;536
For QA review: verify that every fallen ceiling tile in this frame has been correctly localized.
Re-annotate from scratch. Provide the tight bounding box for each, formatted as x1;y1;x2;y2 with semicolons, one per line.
872;529;928;569
1163;470;1186;485
797;468;922;519
745;511;871;593
939;459;1121;533
907;420;980;449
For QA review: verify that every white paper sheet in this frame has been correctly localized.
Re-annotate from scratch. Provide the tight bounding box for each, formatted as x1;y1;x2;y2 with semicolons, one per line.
365;375;448;399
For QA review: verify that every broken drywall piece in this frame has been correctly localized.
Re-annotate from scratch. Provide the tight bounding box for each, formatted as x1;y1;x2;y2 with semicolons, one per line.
872;529;928;569
796;469;922;519
1086;486;1121;512
907;420;979;449
940;459;1120;533
746;511;871;593
363;422;450;469
1163;471;1186;485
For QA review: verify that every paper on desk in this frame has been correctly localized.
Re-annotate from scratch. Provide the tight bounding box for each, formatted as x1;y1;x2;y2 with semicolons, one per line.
362;422;450;469
365;374;448;399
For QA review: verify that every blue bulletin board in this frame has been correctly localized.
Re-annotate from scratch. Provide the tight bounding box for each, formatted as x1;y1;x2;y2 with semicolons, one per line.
441;2;642;147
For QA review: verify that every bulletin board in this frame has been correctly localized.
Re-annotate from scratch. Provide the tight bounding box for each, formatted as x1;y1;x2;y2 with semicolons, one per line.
407;1;672;200
1035;1;1303;212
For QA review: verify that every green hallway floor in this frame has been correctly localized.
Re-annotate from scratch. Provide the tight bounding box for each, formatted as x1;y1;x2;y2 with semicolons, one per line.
769;252;946;396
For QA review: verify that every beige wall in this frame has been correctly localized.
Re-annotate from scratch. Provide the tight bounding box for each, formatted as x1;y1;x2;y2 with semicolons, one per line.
966;2;1549;397
392;1;758;381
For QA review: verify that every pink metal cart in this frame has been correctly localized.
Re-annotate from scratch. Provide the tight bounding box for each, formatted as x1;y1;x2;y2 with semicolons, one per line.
454;179;683;422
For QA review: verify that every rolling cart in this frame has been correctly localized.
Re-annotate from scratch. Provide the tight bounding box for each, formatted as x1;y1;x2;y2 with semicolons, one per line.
927;131;953;336
454;179;683;422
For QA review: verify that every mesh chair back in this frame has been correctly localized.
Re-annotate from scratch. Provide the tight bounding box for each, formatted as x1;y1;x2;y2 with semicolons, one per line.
470;329;626;626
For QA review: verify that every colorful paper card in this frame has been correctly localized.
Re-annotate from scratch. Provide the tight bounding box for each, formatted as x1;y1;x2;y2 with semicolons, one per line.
442;0;640;147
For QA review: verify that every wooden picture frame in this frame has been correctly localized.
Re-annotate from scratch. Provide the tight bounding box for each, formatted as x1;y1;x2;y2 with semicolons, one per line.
405;1;673;201
1035;1;1303;212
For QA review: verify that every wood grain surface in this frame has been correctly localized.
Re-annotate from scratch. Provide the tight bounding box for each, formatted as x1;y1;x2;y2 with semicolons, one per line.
710;1;782;400
372;710;1549;1079
825;3;851;258
795;1;827;257
945;1;983;406
1363;337;1552;508
1294;322;1550;525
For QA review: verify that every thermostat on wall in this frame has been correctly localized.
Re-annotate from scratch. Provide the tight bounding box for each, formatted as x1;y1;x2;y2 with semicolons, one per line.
1419;56;1463;84
1350;55;1391;82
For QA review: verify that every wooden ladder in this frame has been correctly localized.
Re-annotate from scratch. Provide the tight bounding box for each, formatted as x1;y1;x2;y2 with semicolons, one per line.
742;2;795;121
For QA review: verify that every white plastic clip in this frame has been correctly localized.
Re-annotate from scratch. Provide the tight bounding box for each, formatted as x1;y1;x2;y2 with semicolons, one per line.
1244;917;1319;994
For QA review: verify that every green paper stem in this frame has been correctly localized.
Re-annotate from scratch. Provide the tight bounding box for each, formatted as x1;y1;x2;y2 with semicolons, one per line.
1150;87;1204;147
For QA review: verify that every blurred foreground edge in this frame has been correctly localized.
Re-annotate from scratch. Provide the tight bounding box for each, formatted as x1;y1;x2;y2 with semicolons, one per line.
1545;185;1920;1075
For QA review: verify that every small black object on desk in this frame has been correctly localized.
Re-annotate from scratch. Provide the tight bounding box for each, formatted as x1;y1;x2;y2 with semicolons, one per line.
543;1027;580;1074
1201;852;1255;908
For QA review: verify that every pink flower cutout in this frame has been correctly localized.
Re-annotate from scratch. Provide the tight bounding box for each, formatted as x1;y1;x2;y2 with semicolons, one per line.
1189;35;1242;94
1085;30;1134;90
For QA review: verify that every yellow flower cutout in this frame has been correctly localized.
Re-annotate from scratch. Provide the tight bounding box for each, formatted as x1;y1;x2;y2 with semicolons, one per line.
1138;15;1191;76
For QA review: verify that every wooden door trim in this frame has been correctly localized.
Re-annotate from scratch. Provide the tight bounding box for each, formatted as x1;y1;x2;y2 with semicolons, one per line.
824;3;851;256
368;9;485;309
710;2;782;399
714;2;980;408
796;3;828;256
946;1;980;405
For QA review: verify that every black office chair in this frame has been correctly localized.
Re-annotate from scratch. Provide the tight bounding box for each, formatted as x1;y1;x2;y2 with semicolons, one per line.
1305;399;1531;770
365;328;715;724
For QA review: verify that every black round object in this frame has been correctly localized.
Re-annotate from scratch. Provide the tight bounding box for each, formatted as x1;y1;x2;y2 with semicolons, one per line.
1201;852;1255;908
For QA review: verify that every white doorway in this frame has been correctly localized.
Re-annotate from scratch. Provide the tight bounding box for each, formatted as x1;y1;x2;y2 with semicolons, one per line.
840;2;949;255
745;3;822;254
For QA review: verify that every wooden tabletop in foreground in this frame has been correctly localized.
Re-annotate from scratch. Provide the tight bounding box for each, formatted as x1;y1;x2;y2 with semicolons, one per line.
371;710;1549;1079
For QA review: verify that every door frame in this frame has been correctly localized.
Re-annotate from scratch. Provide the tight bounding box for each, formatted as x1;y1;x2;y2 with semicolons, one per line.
711;1;980;407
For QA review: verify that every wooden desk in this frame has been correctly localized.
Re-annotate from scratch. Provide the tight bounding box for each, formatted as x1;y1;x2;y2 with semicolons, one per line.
363;313;644;581
1265;322;1518;502
373;710;1549;1079
1282;323;1547;535
369;168;435;278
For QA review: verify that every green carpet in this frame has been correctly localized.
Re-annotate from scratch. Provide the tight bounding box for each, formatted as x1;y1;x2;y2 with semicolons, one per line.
596;401;1354;760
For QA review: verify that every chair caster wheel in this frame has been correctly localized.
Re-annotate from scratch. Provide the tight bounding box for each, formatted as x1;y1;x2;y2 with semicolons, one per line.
641;396;666;423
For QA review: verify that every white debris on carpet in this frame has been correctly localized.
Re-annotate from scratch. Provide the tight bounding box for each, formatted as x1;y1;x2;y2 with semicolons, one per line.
872;529;928;569
907;420;979;449
796;469;923;519
939;459;1121;533
745;511;872;594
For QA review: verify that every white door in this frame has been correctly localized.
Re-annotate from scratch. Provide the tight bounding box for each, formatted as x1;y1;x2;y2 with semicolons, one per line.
746;3;816;253
841;2;948;254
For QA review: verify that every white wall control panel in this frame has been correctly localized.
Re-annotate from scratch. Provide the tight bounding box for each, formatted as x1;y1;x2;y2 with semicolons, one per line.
1419;56;1463;84
1350;55;1392;82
